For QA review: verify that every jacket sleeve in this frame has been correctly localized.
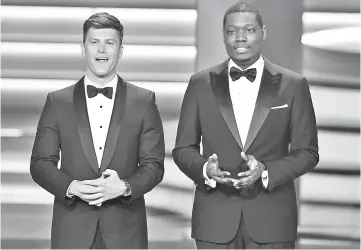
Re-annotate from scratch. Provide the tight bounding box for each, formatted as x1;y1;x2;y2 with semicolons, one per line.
264;78;319;192
30;93;75;205
120;92;165;204
172;77;208;185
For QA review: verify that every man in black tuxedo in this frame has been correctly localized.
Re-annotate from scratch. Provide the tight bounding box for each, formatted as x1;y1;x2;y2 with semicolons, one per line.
30;12;165;249
173;2;318;249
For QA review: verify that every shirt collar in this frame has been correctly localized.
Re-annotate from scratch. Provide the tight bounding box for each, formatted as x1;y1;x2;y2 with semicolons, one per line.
228;56;264;74
84;74;118;99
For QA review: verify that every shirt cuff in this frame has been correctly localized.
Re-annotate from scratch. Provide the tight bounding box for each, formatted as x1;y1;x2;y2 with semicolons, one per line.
66;180;77;197
203;162;216;188
261;170;269;188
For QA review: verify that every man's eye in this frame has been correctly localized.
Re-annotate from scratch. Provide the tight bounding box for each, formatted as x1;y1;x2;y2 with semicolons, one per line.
247;28;255;32
228;30;235;34
90;41;97;44
107;42;114;45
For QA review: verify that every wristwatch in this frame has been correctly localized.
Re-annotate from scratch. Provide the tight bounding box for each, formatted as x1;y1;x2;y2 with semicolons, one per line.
123;180;132;196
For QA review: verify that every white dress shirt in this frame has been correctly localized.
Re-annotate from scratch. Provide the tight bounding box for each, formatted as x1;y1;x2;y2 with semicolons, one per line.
203;56;269;188
66;75;117;197
229;57;264;144
84;75;117;166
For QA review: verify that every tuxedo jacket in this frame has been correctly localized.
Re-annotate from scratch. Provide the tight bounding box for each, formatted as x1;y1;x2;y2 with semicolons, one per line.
30;76;165;249
172;58;319;244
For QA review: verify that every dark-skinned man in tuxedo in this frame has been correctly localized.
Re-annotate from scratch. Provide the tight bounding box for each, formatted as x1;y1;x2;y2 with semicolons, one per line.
173;2;318;249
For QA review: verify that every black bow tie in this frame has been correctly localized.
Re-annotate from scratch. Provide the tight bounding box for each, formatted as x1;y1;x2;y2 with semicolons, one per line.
87;85;113;99
230;67;257;82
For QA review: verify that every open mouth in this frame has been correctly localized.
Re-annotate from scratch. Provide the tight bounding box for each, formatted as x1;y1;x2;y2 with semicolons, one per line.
95;58;108;63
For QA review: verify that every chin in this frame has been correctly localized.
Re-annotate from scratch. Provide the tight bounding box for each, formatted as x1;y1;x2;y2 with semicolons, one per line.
232;55;252;63
93;71;111;78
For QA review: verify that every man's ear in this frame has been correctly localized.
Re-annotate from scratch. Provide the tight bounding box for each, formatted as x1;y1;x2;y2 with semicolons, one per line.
80;44;85;57
118;45;124;60
262;26;267;41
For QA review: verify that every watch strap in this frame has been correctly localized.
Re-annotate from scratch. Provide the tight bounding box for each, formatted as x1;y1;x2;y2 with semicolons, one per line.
123;180;132;196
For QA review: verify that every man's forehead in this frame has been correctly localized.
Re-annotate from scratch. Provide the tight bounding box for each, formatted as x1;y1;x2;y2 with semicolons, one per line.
226;12;257;20
87;28;118;34
224;12;260;26
86;28;120;39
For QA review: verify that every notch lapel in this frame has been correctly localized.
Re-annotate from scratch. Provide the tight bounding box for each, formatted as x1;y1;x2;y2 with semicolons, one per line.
243;59;282;152
100;76;126;172
210;60;243;150
74;77;99;174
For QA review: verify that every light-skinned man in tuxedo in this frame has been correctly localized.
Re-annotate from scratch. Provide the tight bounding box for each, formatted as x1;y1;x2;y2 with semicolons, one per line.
30;12;165;249
173;2;318;249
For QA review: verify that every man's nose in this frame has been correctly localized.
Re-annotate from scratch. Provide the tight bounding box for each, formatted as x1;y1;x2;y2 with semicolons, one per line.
98;42;105;52
235;31;247;42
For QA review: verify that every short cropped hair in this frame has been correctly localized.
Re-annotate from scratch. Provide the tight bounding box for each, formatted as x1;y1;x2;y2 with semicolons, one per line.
83;12;124;44
223;2;264;28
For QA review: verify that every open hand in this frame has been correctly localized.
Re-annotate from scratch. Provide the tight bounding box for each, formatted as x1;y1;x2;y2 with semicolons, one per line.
206;154;236;184
233;152;263;189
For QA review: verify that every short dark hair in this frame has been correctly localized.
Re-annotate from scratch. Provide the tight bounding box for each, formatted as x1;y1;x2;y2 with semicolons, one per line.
223;2;264;28
83;12;124;44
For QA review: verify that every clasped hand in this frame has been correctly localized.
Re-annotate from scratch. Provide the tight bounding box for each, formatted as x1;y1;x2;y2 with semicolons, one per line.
68;169;127;206
205;152;263;189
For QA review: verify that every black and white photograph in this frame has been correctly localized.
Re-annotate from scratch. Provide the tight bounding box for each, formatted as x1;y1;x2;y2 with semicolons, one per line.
1;0;360;249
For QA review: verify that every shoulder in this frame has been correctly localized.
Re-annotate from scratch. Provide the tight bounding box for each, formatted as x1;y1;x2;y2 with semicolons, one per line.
265;59;309;97
186;62;227;95
192;64;218;78
190;62;226;82
124;81;155;101
267;61;305;82
48;81;77;102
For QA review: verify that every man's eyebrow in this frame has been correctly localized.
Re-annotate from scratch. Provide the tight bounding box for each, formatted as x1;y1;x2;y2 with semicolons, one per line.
88;38;117;40
225;24;255;28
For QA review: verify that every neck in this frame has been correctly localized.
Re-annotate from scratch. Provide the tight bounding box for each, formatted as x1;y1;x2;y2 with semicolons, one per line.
86;71;116;87
234;55;261;70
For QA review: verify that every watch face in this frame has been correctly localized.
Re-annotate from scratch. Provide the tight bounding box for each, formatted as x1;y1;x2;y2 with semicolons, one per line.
125;184;131;195
261;170;267;179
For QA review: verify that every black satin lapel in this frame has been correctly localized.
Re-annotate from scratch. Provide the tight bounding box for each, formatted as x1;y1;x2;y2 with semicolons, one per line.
100;77;126;172
243;70;282;152
74;78;99;174
210;70;243;150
